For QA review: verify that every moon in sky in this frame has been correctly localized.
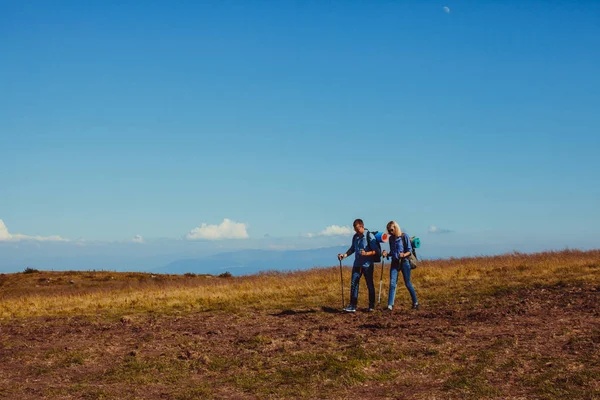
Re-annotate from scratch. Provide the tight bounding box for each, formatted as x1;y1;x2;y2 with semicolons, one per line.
443;6;450;13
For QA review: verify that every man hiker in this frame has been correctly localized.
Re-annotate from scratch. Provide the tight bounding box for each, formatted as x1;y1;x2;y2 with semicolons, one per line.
337;219;380;312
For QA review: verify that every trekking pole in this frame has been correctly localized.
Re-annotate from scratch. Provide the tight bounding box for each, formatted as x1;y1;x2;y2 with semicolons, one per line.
378;257;385;305
339;258;345;309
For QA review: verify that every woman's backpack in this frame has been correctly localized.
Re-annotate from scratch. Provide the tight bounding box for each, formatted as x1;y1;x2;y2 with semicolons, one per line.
401;233;419;270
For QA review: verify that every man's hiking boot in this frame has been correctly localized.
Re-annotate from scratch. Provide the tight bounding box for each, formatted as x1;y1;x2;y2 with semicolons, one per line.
383;305;393;312
343;305;357;313
367;307;375;312
412;303;420;311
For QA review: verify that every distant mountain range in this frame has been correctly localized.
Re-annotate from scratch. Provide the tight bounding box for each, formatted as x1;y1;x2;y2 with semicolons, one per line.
155;246;349;275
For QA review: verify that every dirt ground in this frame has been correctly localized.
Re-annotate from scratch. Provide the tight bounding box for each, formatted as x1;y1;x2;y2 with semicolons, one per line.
1;283;599;399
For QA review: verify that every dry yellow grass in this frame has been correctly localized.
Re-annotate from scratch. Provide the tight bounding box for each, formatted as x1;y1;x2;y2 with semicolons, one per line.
1;249;598;320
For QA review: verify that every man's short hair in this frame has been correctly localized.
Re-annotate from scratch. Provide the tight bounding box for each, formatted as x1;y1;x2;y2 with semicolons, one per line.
353;219;364;228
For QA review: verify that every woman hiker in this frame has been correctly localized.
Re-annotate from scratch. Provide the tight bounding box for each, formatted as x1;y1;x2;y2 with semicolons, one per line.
382;221;419;311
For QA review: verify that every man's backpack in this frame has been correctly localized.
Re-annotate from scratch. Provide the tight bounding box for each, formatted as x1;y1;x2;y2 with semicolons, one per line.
401;233;420;270
366;230;382;263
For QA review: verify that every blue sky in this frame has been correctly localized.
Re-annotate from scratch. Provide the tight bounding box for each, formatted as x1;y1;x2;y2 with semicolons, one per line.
1;0;599;270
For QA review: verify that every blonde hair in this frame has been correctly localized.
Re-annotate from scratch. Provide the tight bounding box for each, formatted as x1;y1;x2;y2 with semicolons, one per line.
386;221;402;237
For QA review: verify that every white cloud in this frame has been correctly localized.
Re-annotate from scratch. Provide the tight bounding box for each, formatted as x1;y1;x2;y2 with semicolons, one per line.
132;234;144;244
0;220;10;241
443;6;450;13
186;218;249;240
428;225;454;234
0;219;69;242
13;234;69;242
303;225;353;238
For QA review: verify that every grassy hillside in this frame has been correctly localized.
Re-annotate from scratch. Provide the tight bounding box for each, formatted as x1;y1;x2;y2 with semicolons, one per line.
0;249;599;399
